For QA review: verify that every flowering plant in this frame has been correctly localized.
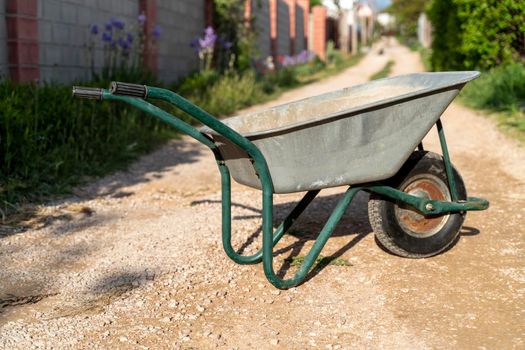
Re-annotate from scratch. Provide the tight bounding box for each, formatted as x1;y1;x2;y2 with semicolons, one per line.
190;26;233;71
276;50;317;68
87;14;161;80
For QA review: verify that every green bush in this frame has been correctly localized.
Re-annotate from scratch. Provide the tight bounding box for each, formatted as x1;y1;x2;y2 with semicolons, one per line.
188;71;267;116
175;70;221;97
428;0;525;70
387;0;430;41
291;58;326;77
461;63;525;111
260;68;299;94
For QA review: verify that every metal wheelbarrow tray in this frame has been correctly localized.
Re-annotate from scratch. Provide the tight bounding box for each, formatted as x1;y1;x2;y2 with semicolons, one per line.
73;71;489;289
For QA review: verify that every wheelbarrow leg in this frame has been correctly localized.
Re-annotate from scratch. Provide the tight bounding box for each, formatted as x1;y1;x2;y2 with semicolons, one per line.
436;119;459;201
219;162;320;265
262;186;362;289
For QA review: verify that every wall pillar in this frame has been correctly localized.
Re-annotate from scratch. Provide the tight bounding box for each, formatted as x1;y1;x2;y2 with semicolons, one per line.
311;6;326;60
6;0;39;82
269;0;277;58
139;0;158;74
205;0;214;27
244;0;251;26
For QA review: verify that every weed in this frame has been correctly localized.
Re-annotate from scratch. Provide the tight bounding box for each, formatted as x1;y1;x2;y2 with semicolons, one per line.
370;60;395;80
285;255;352;268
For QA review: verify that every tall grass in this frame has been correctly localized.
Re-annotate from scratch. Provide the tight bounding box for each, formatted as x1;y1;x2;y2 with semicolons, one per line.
461;63;525;137
461;64;525;112
0;81;173;206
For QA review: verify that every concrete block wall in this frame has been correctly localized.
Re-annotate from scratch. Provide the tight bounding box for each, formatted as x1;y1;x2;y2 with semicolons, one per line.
250;0;309;59
1;0;322;82
156;0;204;82
275;0;289;56
38;0;139;83
295;4;305;52
252;0;270;59
0;0;7;77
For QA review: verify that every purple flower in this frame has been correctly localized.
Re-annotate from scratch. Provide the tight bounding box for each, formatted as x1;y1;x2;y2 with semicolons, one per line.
90;24;99;35
282;55;296;67
118;37;130;50
138;13;146;24
190;37;200;52
126;32;133;43
105;22;112;31
152;25;162;39
205;26;215;37
198;26;216;49
102;31;112;42
111;17;125;30
217;36;233;49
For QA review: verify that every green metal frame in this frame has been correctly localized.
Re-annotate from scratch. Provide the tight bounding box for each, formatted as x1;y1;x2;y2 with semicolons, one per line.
76;85;488;289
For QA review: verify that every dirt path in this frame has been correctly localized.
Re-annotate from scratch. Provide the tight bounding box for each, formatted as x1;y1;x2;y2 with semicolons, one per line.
1;39;524;349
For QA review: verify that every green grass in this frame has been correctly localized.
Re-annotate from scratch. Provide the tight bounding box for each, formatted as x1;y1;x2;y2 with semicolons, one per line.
297;53;364;85
0;81;174;209
418;48;525;143
284;255;352;268
460;63;525;142
419;47;433;72
369;60;395;81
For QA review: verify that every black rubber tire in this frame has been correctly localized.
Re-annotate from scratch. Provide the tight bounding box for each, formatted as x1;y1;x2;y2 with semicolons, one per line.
368;151;467;258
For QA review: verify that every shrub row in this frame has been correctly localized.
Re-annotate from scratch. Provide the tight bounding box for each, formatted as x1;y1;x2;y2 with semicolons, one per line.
428;0;525;71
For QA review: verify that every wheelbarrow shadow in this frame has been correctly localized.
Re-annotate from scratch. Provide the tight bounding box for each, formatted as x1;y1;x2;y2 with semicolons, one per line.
193;190;373;282
193;190;482;285
2;139;205;239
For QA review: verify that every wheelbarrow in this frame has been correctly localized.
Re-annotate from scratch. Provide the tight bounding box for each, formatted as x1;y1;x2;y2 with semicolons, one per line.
72;71;489;289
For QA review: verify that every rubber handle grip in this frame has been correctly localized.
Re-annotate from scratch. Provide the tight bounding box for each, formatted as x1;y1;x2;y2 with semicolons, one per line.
72;86;103;100
109;82;148;98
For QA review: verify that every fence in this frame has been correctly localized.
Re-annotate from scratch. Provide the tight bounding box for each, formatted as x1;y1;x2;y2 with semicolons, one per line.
0;0;327;83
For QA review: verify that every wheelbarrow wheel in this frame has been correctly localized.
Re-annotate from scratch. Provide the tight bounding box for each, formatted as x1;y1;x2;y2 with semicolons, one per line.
368;151;467;258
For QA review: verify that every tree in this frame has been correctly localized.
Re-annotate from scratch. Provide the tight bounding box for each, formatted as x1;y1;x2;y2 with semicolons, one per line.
387;0;430;40
427;0;525;70
310;0;323;8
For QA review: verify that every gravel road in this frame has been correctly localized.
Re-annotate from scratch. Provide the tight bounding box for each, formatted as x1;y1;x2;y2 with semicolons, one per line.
1;39;524;349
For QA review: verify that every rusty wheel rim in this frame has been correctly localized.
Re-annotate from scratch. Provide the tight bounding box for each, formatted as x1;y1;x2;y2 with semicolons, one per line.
394;174;451;238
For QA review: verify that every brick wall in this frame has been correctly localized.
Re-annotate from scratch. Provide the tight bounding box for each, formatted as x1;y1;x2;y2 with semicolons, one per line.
0;0;7;77
311;5;326;60
156;0;204;82
38;0;139;83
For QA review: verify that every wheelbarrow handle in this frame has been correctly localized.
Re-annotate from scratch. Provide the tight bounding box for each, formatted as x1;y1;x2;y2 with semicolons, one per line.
109;82;148;98
72;86;103;100
109;81;275;192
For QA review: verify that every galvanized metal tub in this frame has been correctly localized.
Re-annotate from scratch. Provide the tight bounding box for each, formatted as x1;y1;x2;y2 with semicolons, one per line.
203;71;479;194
